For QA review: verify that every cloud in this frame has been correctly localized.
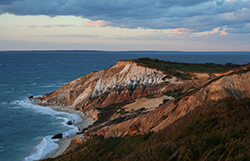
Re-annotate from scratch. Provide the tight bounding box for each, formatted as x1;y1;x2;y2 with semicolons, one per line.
209;28;229;36
111;32;182;41
54;24;75;27
29;24;75;29
0;0;250;34
171;28;196;34
0;0;18;5
30;34;98;38
226;23;250;34
85;20;109;27
153;30;163;33
29;25;38;29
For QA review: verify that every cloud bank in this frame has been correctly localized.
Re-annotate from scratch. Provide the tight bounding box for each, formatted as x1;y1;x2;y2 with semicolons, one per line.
0;0;249;34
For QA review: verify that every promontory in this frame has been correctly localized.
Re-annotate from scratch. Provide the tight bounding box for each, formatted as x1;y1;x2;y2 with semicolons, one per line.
38;58;250;160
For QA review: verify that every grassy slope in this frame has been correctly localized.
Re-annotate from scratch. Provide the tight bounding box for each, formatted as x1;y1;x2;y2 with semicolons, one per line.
44;98;250;161
133;58;241;73
133;58;241;80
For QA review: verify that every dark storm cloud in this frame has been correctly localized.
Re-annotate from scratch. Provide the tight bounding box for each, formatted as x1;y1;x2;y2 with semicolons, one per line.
0;0;250;34
0;0;18;5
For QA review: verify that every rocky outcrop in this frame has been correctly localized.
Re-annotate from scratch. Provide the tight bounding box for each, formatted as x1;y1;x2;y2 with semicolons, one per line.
51;133;63;139
66;120;74;125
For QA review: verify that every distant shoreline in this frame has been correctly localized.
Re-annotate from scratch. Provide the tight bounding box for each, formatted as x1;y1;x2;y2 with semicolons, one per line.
1;50;250;53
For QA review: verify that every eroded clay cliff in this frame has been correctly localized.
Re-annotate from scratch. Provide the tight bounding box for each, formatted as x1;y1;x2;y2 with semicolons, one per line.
90;71;250;138
36;60;192;118
35;59;250;140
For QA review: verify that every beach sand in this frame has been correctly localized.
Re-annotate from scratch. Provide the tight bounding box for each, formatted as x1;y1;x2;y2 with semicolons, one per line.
45;106;94;158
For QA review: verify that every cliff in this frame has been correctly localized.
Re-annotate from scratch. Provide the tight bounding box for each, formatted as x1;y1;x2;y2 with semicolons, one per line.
99;71;250;138
37;60;166;108
36;60;193;119
35;59;250;138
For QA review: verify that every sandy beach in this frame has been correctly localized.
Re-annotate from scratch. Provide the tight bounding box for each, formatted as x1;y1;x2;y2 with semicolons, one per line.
45;106;94;158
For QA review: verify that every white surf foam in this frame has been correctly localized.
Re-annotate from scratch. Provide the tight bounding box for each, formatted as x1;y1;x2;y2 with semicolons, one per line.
19;99;82;160
19;100;82;124
24;136;59;161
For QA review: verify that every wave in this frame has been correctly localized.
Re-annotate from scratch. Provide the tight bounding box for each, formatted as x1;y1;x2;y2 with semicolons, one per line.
19;99;82;160
19;100;82;124
24;136;58;161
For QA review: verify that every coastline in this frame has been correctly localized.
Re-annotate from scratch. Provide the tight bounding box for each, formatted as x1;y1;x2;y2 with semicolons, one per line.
44;105;94;159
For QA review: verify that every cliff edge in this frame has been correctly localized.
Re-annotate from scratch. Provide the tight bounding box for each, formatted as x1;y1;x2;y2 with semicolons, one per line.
35;58;250;139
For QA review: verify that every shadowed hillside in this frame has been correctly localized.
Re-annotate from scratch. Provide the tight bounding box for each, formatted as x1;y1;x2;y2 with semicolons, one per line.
42;98;250;161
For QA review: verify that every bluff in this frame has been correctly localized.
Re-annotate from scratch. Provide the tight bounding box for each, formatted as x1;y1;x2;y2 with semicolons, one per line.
36;60;186;119
35;58;250;138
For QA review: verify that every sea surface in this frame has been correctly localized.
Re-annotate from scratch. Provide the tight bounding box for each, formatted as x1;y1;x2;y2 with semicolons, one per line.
0;51;250;161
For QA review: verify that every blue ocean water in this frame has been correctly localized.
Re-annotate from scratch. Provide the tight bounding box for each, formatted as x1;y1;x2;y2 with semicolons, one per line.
0;51;250;161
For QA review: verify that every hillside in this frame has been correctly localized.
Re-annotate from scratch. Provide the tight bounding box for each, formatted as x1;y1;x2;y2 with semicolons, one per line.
36;58;250;160
43;98;250;161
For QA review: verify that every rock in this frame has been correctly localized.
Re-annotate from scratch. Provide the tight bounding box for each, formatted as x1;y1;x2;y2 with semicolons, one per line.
76;131;84;135
66;120;73;125
76;127;88;134
28;95;33;101
33;97;41;103
51;133;63;139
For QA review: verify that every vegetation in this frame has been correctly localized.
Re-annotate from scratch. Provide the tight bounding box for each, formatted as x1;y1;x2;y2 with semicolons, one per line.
162;87;185;98
228;66;250;75
94;100;133;125
43;97;250;161
133;58;241;80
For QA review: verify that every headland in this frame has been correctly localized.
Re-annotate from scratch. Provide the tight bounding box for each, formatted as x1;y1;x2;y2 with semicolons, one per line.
36;58;250;160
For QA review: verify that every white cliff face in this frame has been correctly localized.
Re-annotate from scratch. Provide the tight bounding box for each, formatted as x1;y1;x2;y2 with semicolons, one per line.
39;61;178;110
93;62;164;93
75;61;167;106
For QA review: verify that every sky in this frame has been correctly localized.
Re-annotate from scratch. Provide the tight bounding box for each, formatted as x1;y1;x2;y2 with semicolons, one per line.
0;0;250;51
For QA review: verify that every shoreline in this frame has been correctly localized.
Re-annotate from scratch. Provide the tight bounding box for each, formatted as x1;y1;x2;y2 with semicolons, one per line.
44;105;94;159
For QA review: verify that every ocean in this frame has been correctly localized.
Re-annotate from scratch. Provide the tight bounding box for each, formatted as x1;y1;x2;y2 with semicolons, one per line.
0;51;250;161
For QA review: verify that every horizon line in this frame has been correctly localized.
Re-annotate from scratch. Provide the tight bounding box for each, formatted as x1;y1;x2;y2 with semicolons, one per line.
0;50;250;53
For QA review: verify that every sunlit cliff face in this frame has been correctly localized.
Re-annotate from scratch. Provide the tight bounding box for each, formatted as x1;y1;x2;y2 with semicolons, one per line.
37;61;171;109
